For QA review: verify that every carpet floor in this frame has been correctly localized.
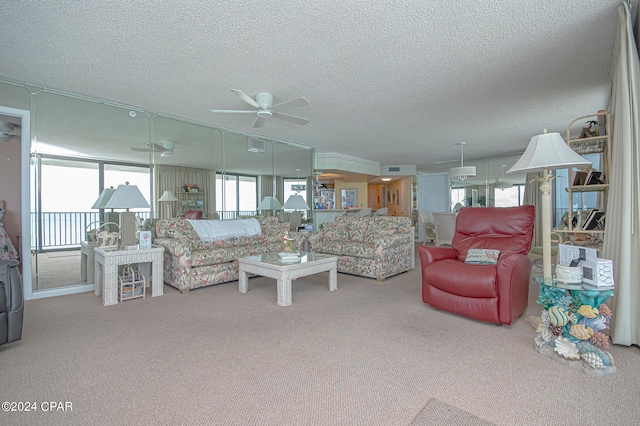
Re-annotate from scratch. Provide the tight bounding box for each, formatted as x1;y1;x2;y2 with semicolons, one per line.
2;246;640;425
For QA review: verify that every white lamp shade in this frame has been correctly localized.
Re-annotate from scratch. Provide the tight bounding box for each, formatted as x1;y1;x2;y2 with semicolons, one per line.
283;194;310;210
507;131;591;174
91;187;116;209
158;190;179;202
449;166;476;180
104;183;150;209
258;196;282;210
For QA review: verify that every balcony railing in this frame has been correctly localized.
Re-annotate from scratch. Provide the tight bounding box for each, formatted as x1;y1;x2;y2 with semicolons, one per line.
31;210;259;251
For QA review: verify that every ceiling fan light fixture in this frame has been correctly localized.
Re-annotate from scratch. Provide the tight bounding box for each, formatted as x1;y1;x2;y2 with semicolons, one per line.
256;110;272;119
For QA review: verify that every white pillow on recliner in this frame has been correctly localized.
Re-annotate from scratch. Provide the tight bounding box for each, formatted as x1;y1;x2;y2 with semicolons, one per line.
464;249;500;264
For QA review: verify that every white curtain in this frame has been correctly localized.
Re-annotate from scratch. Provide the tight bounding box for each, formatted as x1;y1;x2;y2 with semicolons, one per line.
155;165;212;219
606;1;640;347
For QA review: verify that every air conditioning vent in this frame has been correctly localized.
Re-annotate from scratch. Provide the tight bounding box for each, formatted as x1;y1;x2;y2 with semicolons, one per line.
381;165;416;175
247;138;267;154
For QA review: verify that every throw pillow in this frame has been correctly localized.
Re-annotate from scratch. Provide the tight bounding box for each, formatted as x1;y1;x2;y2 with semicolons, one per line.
464;248;500;264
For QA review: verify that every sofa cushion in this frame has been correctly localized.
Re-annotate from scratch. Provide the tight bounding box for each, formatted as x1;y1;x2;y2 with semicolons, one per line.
312;241;343;255
341;241;376;259
348;218;370;242
323;222;349;241
166;219;199;240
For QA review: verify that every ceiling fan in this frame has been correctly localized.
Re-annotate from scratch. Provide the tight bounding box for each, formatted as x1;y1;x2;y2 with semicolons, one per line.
210;89;310;128
0;121;20;142
131;140;188;157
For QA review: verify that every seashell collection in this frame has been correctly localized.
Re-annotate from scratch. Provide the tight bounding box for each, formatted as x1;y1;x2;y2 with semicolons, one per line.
535;280;615;371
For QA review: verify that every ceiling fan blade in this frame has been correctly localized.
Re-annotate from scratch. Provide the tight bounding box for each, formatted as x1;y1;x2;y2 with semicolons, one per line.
209;109;256;114
269;97;310;113
272;112;309;126
253;116;266;128
230;89;259;109
131;143;165;152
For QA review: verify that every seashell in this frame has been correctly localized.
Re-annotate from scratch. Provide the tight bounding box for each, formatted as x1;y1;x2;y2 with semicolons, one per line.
554;337;581;360
580;315;608;333
581;352;605;369
534;329;554;347
569;324;594;340
577;305;599;319
548;306;569;326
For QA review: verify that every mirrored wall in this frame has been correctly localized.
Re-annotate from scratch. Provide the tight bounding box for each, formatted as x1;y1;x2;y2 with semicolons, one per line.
0;80;312;297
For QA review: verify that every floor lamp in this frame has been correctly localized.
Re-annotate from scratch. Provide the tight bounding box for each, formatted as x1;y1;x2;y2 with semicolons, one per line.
158;190;179;218
507;130;591;284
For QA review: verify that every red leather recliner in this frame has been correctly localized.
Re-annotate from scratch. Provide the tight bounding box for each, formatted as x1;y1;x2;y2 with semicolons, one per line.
419;205;535;325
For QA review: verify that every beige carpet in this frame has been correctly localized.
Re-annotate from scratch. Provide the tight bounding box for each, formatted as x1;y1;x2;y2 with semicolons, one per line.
2;245;640;425
411;398;496;426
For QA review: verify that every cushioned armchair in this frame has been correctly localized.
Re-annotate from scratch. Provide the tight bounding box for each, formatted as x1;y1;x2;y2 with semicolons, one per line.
418;205;535;325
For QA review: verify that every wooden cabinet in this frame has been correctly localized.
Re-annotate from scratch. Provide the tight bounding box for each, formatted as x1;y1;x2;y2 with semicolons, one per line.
177;185;206;216
556;112;610;248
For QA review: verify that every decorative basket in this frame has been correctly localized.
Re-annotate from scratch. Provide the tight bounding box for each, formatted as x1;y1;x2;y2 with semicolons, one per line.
85;221;102;244
119;265;146;301
96;222;120;251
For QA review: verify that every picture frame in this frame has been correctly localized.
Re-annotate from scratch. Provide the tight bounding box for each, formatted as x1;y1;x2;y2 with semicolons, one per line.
572;171;589;186
586;170;604;185
341;189;357;209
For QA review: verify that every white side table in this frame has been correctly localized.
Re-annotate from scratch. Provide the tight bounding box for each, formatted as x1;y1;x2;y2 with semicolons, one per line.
94;245;165;306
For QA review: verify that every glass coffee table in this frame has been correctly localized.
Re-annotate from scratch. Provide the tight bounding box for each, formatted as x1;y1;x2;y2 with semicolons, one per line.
238;252;338;306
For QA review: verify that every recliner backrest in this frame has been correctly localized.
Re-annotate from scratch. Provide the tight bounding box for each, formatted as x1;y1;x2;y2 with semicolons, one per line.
452;205;535;261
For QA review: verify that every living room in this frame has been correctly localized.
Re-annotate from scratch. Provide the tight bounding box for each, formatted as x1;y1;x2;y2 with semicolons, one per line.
1;1;639;424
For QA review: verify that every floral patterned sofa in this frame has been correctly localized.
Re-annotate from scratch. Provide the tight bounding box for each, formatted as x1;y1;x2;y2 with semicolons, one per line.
154;217;301;293
308;215;415;281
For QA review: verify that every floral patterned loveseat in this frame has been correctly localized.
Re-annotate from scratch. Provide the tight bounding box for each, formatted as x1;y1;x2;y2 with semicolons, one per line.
154;217;298;293
308;215;415;281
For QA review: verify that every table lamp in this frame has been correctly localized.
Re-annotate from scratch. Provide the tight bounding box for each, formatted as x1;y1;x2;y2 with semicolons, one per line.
257;196;282;215
104;182;150;247
507;130;591;284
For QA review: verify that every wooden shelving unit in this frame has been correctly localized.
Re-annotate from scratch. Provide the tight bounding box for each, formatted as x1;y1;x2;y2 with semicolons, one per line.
177;185;206;217
555;112;610;248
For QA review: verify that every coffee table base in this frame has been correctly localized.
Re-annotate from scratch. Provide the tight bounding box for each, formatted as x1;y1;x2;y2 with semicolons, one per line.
239;253;338;306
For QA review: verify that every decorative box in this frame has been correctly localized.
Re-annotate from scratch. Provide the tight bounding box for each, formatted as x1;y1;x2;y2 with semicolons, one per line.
555;265;583;283
582;259;614;287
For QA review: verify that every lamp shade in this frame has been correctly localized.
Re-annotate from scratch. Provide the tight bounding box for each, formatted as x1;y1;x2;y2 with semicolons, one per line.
283;194;310;210
507;131;591;174
104;183;150;210
449;166;477;181
158;190;179;202
258;196;282;210
91;186;116;209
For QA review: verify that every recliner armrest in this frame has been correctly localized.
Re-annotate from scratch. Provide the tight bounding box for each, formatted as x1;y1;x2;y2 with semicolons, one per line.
418;245;457;266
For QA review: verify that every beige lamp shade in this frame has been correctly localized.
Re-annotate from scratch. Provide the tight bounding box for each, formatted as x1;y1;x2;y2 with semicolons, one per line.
283;194;310;211
158;190;179;202
104;182;150;210
507;130;591;174
91;186;116;209
258;196;283;210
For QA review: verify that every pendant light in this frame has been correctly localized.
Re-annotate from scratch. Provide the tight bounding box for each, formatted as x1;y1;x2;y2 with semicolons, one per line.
449;142;476;181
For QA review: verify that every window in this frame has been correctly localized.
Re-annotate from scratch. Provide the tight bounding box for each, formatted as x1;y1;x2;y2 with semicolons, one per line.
451;187;465;211
494;184;525;207
216;173;257;218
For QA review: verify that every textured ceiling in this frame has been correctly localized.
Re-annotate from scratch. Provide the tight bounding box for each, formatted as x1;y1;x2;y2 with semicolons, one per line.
0;0;623;167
